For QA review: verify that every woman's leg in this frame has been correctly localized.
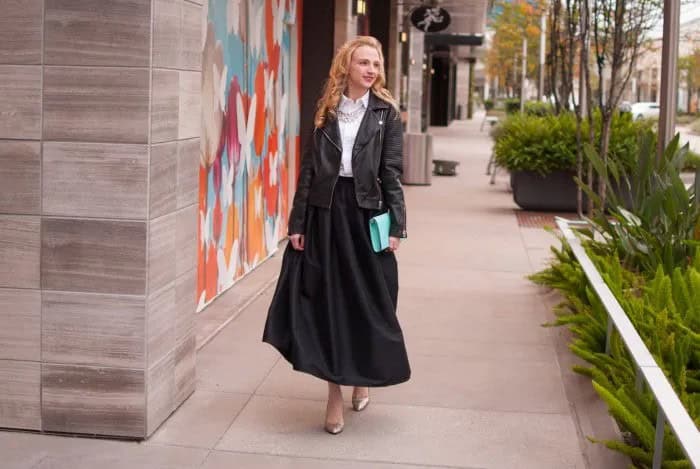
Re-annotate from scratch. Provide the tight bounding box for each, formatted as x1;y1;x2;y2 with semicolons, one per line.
325;382;344;434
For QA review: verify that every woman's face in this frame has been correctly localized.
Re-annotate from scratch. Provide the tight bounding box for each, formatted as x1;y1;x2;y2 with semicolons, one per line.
347;45;381;91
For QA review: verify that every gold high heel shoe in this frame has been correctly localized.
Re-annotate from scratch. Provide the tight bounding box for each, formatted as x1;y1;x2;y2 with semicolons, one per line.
352;389;370;412
324;420;345;435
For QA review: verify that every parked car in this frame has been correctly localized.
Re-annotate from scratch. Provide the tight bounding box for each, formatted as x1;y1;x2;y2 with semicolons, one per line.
631;102;660;120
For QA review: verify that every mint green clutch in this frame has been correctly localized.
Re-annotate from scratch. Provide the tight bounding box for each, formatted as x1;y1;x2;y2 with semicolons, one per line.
369;211;391;252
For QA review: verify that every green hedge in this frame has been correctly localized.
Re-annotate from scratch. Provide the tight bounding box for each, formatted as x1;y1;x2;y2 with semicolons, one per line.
493;111;654;176
531;135;700;467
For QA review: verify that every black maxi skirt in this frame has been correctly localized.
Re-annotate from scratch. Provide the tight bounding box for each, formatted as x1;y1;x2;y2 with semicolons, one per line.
262;176;411;386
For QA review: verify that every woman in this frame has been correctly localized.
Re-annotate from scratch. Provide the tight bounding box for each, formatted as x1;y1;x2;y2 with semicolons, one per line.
263;36;410;435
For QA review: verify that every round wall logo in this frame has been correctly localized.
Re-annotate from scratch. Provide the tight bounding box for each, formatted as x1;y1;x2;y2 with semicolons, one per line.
410;6;451;33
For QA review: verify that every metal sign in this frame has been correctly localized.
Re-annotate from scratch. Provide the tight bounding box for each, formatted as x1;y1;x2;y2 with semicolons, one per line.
410;5;451;33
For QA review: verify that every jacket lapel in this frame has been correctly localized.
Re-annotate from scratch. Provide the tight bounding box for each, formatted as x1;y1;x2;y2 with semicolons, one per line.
352;93;389;159
352;108;379;158
320;117;342;154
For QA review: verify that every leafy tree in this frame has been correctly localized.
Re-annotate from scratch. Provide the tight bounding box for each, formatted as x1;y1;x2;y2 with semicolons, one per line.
486;0;547;98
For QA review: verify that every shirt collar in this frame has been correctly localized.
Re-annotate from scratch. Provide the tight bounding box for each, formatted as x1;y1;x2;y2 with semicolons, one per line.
340;90;370;110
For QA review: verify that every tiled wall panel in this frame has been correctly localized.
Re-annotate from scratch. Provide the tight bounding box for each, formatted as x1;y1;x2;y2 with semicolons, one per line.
0;289;41;361
0;0;204;438
0;215;40;289
42;364;145;437
43;67;149;144
0;360;41;430
42;292;145;368
0;141;41;214
0;0;42;64
44;0;151;67
0;66;42;139
42;218;147;295
42;142;148;219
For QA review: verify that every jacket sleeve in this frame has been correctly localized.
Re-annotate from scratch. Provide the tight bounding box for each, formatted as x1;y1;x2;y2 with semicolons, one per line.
287;129;316;235
380;108;407;239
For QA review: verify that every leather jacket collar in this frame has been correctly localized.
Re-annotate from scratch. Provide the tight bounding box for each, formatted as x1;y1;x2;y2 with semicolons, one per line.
320;92;391;158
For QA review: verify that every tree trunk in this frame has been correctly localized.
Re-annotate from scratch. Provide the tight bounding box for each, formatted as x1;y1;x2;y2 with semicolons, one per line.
598;112;613;209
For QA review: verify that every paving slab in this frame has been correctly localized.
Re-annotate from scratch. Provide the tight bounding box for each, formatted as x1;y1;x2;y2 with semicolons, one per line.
215;395;586;469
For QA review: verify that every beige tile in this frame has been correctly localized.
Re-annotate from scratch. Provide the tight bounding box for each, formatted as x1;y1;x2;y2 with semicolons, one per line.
149;390;247;449
0;360;41;430
176;138;200;208
181;1;202;71
43;67;149;144
196;331;278;394
0;0;42;64
174;335;196;405
257;350;569;414
44;0;150;66
0;289;40;361
42;364;146;437
176;204;198;277
33;441;208;469
42;218;147;295
150;142;178;219
152;0;182;68
0;215;40;289
0;141;40;214
201;451;432;469
43;142;148;219
0;66;41;139
146;351;174;436
42;291;145;368
146;283;175;368
175;269;196;345
148;212;176;293
1;431;208;468
151;70;179;144
178;72;201;140
216;396;585;468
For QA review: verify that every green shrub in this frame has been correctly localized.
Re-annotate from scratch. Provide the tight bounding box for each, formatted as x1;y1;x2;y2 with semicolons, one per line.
524;101;554;116
685;150;700;171
493;112;578;175
531;246;700;467
493;111;654;176
531;135;700;467
504;98;521;114
484;99;494;111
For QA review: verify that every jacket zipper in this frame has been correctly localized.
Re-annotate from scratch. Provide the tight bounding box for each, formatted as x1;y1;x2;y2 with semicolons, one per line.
319;127;342;208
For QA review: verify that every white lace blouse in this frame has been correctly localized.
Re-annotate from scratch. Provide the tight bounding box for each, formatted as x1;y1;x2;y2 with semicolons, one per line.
337;91;370;177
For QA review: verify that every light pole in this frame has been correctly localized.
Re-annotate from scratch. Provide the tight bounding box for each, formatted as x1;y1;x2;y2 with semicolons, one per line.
520;37;527;112
539;14;546;101
658;0;681;157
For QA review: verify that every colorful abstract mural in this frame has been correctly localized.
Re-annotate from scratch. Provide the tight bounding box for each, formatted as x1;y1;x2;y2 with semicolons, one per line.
199;0;301;310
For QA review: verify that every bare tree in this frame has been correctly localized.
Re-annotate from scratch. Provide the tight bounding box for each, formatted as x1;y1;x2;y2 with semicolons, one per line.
590;0;662;202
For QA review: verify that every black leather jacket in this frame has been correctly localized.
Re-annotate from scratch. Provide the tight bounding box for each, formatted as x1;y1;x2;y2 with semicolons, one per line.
288;92;407;239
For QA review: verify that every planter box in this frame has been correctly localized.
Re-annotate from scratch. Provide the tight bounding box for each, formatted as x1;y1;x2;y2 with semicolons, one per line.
510;170;634;212
511;170;582;211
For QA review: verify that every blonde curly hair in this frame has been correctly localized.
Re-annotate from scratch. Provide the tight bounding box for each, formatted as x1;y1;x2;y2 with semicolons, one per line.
314;36;398;128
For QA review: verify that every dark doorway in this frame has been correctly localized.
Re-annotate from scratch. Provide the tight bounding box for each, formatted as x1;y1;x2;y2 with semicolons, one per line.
300;0;335;152
368;0;391;84
430;54;451;126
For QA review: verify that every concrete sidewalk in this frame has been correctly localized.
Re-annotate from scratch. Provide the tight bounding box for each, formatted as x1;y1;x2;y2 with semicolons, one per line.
3;116;625;469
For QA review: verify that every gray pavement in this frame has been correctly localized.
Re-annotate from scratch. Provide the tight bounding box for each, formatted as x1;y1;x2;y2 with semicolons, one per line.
1;116;627;469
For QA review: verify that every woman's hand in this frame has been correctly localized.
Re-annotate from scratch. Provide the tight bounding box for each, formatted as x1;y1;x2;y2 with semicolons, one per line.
387;236;400;252
289;234;305;251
